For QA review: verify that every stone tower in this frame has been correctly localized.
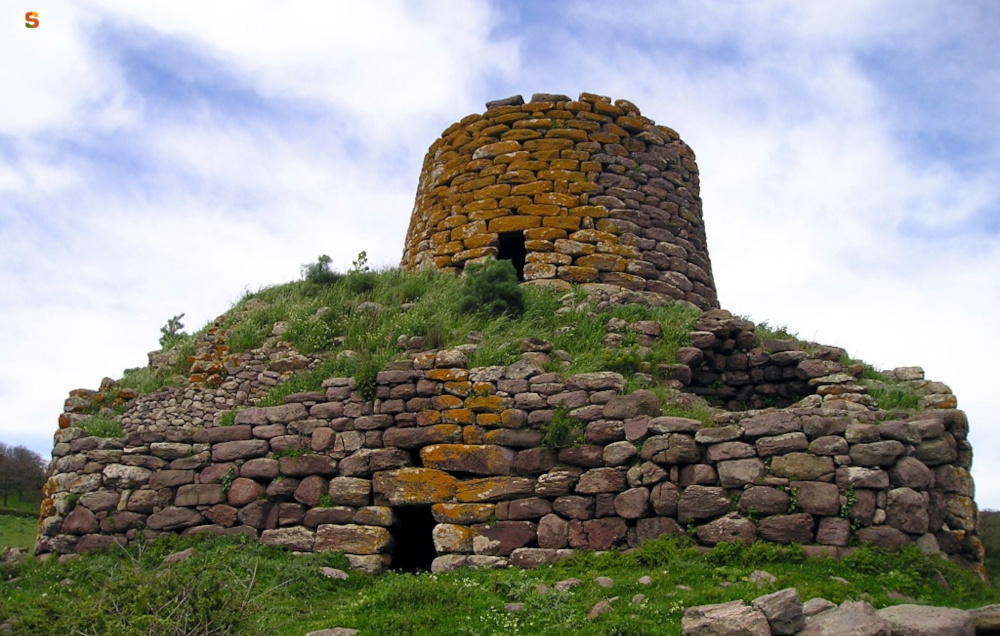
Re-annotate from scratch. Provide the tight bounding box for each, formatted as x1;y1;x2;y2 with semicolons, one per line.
401;92;719;310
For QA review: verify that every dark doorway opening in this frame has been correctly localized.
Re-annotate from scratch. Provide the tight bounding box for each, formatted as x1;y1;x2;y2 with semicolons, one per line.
496;231;527;281
390;505;437;572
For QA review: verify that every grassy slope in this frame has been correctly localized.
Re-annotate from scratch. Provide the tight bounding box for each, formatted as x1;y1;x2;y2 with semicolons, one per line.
12;265;993;634
1;534;997;636
1;494;40;550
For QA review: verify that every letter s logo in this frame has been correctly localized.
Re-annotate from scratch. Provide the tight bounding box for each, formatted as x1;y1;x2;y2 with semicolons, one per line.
25;11;39;28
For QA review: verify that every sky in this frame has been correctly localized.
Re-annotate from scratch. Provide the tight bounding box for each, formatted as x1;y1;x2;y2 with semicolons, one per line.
2;1;999;507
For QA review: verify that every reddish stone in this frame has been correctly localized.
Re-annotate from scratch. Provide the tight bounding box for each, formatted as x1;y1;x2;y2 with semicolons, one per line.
293;475;329;507
472;521;537;556
227;478;266;506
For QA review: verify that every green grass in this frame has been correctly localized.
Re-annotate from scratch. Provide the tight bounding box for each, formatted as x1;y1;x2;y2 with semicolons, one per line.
0;515;37;550
77;414;125;438
1;534;996;636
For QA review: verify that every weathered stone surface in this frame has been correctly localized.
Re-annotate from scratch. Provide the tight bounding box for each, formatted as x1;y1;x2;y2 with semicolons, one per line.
602;390;660;418
678;486;730;523
757;513;814;544
570;517;628;551
648;416;702;434
432;523;474;554
431;503;495;524
808;435;848;456
650;481;680;516
738;487;790;516
770;453;834;480
682;600;770;636
535;467;583;496
798;601;889;636
420;444;516;475
756;432;809;457
373;468;457;505
537;513;568;549
227;477;265;506
752;588;804;636
261;526;315;552
212;440;270;462
328;477;371;507
875;604;973;636
635;517;684;544
509;547;576;568
457;476;535;502
472;521;536;556
741;412;800;438
315;524;393;554
575;467;627;494
886;487;929;534
836;467;890;489
101;464;152;489
553;495;595;520
63;506;99;534
339;448;411;477
857;526;912;551
696;514;756;546
718;458;765;487
816;517;851;547
793;481;841;517
147;507;205;531
913;436;958;466
176;483;225;507
614;487;650;519
850;441;906;468
704;441;756;462
279;455;337;477
889;457;933;490
641;433;700;464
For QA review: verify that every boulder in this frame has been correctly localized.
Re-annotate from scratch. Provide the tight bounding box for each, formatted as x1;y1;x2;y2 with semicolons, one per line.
875;604;973;636
682;600;770;636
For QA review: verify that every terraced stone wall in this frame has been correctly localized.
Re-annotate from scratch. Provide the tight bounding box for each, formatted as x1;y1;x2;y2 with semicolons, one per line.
401;92;718;310
36;345;981;575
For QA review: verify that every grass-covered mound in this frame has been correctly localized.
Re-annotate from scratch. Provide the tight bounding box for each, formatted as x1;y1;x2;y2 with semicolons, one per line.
115;257;704;410
2;533;997;636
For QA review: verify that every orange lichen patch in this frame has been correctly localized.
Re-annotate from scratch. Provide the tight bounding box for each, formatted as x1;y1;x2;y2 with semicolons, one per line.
428;368;469;382
465;395;506;413
442;408;474;425
416;410;442;427
58;413;73;429
488;216;541;233
315;524;392;554
576;254;626;272
541;217;581;230
557;265;600;283
444;381;472;397
472;382;494;395
431;394;464;410
476;413;501;428
413;352;438;369
431;503;495;524
524;227;567;241
463;425;486;444
455;476;536;503
420;444;516;475
372;468;457;505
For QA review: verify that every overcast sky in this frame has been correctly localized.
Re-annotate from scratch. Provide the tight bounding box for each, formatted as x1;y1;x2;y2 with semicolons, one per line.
3;1;999;507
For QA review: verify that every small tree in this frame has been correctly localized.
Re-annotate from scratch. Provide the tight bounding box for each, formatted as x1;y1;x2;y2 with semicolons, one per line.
0;443;47;507
158;313;187;348
301;254;342;284
457;259;525;318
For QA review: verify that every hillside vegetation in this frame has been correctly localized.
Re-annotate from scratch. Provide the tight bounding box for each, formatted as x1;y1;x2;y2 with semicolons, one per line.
8;258;992;635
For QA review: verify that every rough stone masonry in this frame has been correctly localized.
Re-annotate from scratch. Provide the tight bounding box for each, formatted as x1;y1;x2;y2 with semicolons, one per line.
35;93;981;578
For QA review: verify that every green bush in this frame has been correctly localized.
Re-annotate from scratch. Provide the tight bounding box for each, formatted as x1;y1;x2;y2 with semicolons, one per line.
301;254;342;285
540;405;583;449
457;259;524;318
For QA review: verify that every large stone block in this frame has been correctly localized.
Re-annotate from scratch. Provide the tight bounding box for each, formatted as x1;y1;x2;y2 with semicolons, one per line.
372;468;457;505
315;524;393;554
420;444;516;475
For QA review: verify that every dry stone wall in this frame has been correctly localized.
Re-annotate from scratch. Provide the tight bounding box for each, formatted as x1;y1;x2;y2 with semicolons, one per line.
401;92;718;310
37;336;981;575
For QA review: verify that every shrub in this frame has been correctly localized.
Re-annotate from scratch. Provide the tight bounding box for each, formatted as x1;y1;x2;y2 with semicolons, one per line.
457;259;524;318
540;405;582;449
301;254;342;285
158;313;187;348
